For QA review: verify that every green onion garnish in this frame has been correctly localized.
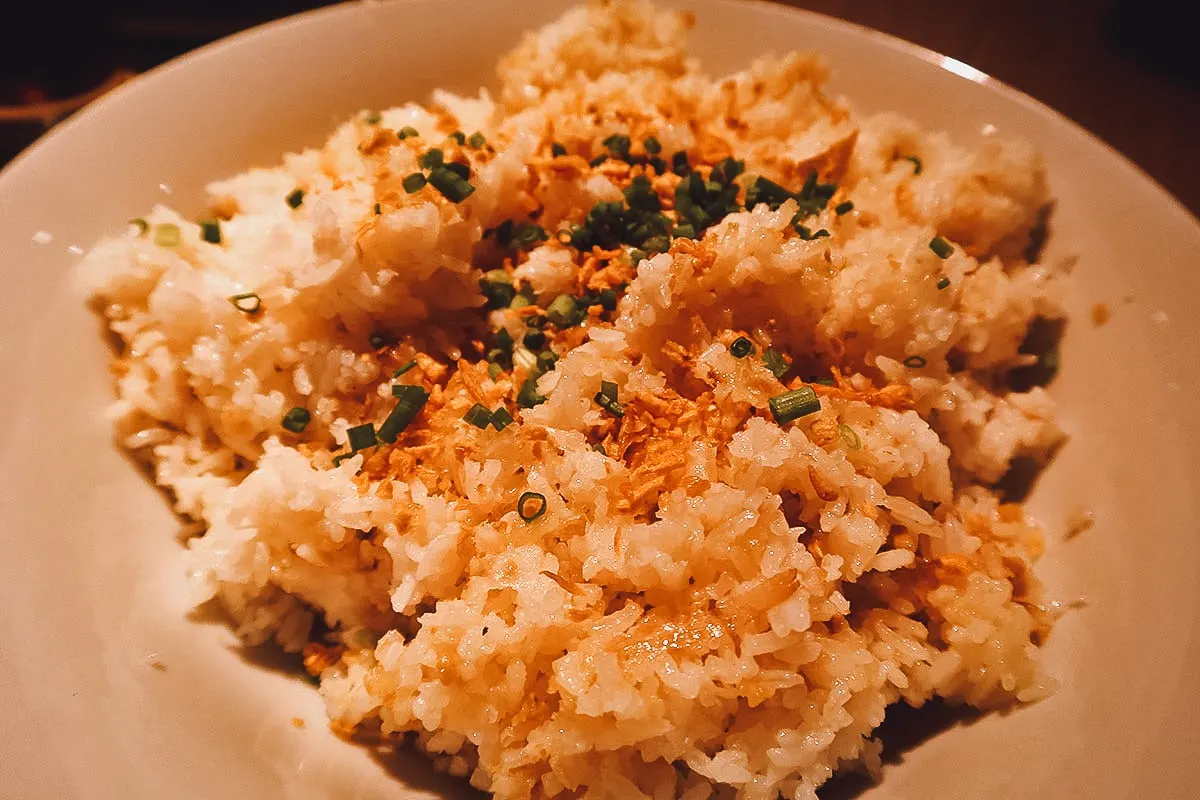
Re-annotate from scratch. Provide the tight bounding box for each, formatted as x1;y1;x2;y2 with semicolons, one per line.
419;149;444;169
593;380;624;418
286;189;305;209
427;166;474;202
834;201;854;215
769;387;821;425
903;355;928;368
229;293;261;314
936;276;951;290
546;294;582;328
487;362;503;380
513;223;547;249
481;269;515;309
374;203;382;216
393;360;417;377
643;136;662;154
761;347;789;380
671;151;690;175
730;336;754;358
491;406;514;431
364;111;382;125
398;126;419;140
449;131;466;145
929;237;954;259
379;384;429;442
592;443;607;455
130;218;149;236
282;407;311;433
598;288;618;311
369;334;386;349
467;131;486;149
517;491;547;522
154;223;181;247
332;453;355;467
900;154;923;174
517;376;545;408
602;133;631;159
346;423;377;451
795;224;830;240
402;172;427;193
536;350;558;373
589;155;607;167
464;403;492;429
551;142;567;157
838;423;861;450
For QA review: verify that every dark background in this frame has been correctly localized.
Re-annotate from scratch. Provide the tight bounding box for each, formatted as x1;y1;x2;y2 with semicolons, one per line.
2;1;1197;215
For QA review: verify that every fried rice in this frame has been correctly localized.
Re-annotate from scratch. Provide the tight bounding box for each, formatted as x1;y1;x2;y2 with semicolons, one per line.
81;2;1068;797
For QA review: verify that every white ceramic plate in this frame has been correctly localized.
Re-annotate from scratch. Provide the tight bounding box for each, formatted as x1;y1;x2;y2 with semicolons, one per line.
2;1;1198;797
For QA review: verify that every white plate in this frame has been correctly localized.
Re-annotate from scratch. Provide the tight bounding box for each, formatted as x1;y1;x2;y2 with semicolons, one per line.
1;1;1198;797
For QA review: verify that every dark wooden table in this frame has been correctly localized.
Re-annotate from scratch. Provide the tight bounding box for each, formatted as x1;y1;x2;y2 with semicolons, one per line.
3;1;1197;215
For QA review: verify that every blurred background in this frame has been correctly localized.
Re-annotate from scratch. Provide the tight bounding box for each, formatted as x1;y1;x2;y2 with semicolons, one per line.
1;0;1196;215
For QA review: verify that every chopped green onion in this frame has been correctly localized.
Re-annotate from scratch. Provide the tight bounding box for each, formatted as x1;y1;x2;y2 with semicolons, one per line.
402;172;427;193
369;333;386;349
899;154;923;174
398;126;419;140
672;223;696;239
643;136;662;154
598;288;618;311
730;336;755;358
332;453;356;467
761;347;789;380
546;294;582;328
517;491;547;522
154;223;181;247
199;219;221;244
285;188;305;209
393;360;417;377
493;327;514;353
838;423;862;450
510;288;534;309
812;376;836;387
130;218;149;235
428;166;474;202
346;423;377;451
593;380;624;417
513;223;548;249
464;403;492;429
589;154;607;167
487;362;503;380
491;406;514;431
744;176;793;210
517;375;545;408
671;151;690;175
592;443;607;455
229;293;261;314
467;131;486;148
449;131;466;145
834;201;854;215
903;355;928;368
602;133;631;159
523;330;546;350
282;407;311;433
536;350;558;373
929;236;954;259
795;224;830;240
769;387;821;425
444;161;471;180
379;384;430;442
512;347;538;373
374;203;382;216
419;148;444;169
364;110;382;125
481;269;515;310
551;142;567;157
936;276;951;290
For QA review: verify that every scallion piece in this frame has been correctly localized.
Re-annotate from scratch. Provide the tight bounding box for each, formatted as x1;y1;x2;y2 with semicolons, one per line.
671;151;690;175
449;130;466;145
795;224;830;240
602;133;631;159
467;131;486;148
589;155;607;167
374;203;382;216
282;407;311;433
769;387;821;425
517;375;545;408
535;350;558;373
593;380;624;418
551;142;567;157
513;223;547;249
364;110;382;125
730;336;754;358
393;360;417;378
464;403;492;429
838;423;862;450
130;218;149;236
428;166;474;202
397;126;419;140
286;189;305;209
419;148;444;169
402;172;427;193
523;330;546;350
491;406;514;431
488;362;503;380
154;223;181;247
900;154;923;174
546;294;582;328
930;236;954;259
643;136;662;154
346;423;377;451
379;384;429;443
481;269;515;309
517;491;547;522
936;276;951;290
598;288;618;311
761;347;789;380
369;333;386;349
903;355;928;368
229;293;261;314
834;201;854;215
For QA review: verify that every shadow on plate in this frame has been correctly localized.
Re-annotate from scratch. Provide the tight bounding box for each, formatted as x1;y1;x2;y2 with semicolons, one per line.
818;699;983;799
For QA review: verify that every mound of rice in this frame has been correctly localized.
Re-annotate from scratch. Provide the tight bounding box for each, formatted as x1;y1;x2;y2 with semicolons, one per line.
82;2;1067;797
